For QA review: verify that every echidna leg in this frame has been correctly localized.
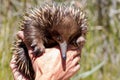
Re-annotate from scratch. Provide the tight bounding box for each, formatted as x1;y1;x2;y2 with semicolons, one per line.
24;20;45;57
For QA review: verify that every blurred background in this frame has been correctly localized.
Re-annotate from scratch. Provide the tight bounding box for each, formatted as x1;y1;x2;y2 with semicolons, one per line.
0;0;120;80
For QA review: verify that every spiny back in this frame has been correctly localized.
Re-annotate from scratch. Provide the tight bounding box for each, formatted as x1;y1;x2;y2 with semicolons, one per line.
21;3;87;35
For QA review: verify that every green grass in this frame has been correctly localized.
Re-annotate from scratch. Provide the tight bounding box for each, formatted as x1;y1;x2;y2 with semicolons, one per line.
0;0;120;80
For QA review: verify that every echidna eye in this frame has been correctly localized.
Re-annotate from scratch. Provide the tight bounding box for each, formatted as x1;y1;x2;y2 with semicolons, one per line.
51;30;62;42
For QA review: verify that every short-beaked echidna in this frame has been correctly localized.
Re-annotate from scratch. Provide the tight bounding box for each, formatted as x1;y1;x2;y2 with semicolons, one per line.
13;3;87;80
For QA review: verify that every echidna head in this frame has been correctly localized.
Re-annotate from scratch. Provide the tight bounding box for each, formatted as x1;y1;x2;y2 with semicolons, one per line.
51;16;79;60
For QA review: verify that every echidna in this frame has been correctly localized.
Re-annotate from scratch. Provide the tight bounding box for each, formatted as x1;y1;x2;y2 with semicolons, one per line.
13;3;87;80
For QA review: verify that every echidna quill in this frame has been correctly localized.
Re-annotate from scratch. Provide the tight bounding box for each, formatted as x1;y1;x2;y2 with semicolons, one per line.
13;3;87;80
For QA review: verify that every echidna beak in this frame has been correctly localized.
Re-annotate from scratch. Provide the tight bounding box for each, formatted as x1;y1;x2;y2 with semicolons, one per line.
59;41;67;60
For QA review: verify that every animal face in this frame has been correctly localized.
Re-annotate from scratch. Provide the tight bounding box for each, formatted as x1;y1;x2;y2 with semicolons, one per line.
52;16;79;43
51;16;79;59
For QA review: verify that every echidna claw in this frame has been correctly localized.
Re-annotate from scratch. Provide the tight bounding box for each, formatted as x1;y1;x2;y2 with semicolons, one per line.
32;44;45;57
33;46;40;56
31;42;37;48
